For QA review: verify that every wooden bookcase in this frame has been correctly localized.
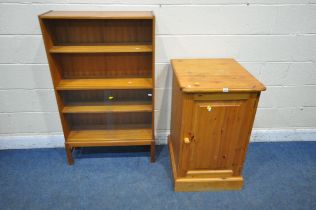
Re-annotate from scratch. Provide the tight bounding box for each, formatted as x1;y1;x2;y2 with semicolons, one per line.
39;11;155;165
169;59;266;191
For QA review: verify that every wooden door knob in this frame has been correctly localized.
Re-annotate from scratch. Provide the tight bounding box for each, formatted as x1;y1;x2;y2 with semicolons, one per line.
184;137;191;144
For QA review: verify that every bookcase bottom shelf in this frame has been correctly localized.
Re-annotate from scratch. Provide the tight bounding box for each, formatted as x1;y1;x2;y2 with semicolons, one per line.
67;128;152;147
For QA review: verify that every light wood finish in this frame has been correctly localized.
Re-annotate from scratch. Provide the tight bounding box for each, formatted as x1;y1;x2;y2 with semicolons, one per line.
63;104;152;113
175;177;243;192
193;93;250;101
50;45;152;53
65;143;74;165
168;137;242;191
186;170;233;178
56;78;152;90
186;100;245;170
169;59;265;191
39;11;155;164
169;75;185;168
40;11;154;19
150;15;156;162
168;137;179;180
233;92;261;176
171;59;266;93
68;128;152;147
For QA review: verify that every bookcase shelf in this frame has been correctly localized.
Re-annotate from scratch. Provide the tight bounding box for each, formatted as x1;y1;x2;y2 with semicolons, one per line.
56;78;153;90
62;104;152;113
39;11;156;165
67;128;152;146
50;45;152;53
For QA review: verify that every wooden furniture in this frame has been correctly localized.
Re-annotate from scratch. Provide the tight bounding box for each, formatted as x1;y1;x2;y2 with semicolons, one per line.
169;59;266;191
39;11;156;165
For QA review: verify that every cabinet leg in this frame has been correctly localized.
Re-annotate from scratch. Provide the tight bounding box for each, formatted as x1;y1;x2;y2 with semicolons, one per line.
150;141;155;163
65;144;74;165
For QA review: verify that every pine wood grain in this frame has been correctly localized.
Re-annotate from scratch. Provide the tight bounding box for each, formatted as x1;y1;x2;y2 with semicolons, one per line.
150;16;156;162
169;136;242;192
67;128;152;146
186;170;233;178
50;45;152;53
174;176;243;192
169;76;184;168
56;78;153;90
39;11;154;19
169;59;265;191
171;59;266;92
187;101;244;170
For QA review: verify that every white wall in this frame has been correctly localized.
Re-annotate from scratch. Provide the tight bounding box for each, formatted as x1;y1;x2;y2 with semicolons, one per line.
0;0;316;148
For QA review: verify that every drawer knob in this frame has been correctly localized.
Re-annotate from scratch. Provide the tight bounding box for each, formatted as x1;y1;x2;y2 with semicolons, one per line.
184;132;195;144
184;137;191;144
207;105;212;112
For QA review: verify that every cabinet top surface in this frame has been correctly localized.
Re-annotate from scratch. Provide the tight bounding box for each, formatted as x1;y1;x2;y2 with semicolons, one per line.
171;59;266;93
39;11;154;19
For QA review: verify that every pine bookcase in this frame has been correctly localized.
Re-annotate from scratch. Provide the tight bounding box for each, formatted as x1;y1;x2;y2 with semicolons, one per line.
39;11;156;165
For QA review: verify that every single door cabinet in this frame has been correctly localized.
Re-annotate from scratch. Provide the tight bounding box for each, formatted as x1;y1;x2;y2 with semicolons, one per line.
169;59;266;191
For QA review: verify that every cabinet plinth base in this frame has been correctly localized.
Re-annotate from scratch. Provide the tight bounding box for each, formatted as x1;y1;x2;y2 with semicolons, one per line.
168;136;243;192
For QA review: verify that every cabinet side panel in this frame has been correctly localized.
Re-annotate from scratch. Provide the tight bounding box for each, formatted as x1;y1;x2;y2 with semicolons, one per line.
233;93;260;176
38;19;61;86
151;17;155;143
170;74;184;168
39;17;70;138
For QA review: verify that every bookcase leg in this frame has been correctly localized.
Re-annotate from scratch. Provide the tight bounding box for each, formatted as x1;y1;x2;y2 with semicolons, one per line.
65;144;74;165
150;141;155;163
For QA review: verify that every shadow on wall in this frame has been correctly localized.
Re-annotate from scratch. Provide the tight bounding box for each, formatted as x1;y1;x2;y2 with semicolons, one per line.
155;64;172;143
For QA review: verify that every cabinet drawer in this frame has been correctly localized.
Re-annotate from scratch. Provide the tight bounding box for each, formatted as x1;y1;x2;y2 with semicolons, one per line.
193;93;250;101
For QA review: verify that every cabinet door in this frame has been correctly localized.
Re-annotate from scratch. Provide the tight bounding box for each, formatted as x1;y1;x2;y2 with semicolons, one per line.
182;98;247;175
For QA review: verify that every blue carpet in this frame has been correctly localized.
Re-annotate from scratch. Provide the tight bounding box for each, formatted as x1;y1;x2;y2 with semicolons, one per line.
0;142;315;210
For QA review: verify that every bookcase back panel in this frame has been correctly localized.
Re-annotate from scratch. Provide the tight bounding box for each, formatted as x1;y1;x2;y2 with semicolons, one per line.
66;113;152;130
45;19;153;45
61;89;152;105
54;53;152;78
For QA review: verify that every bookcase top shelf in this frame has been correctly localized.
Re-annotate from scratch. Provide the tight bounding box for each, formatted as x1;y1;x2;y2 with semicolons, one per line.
39;11;154;19
50;45;152;53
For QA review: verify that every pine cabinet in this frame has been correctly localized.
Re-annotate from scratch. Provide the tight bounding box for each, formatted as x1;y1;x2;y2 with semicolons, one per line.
169;59;266;191
39;11;156;164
